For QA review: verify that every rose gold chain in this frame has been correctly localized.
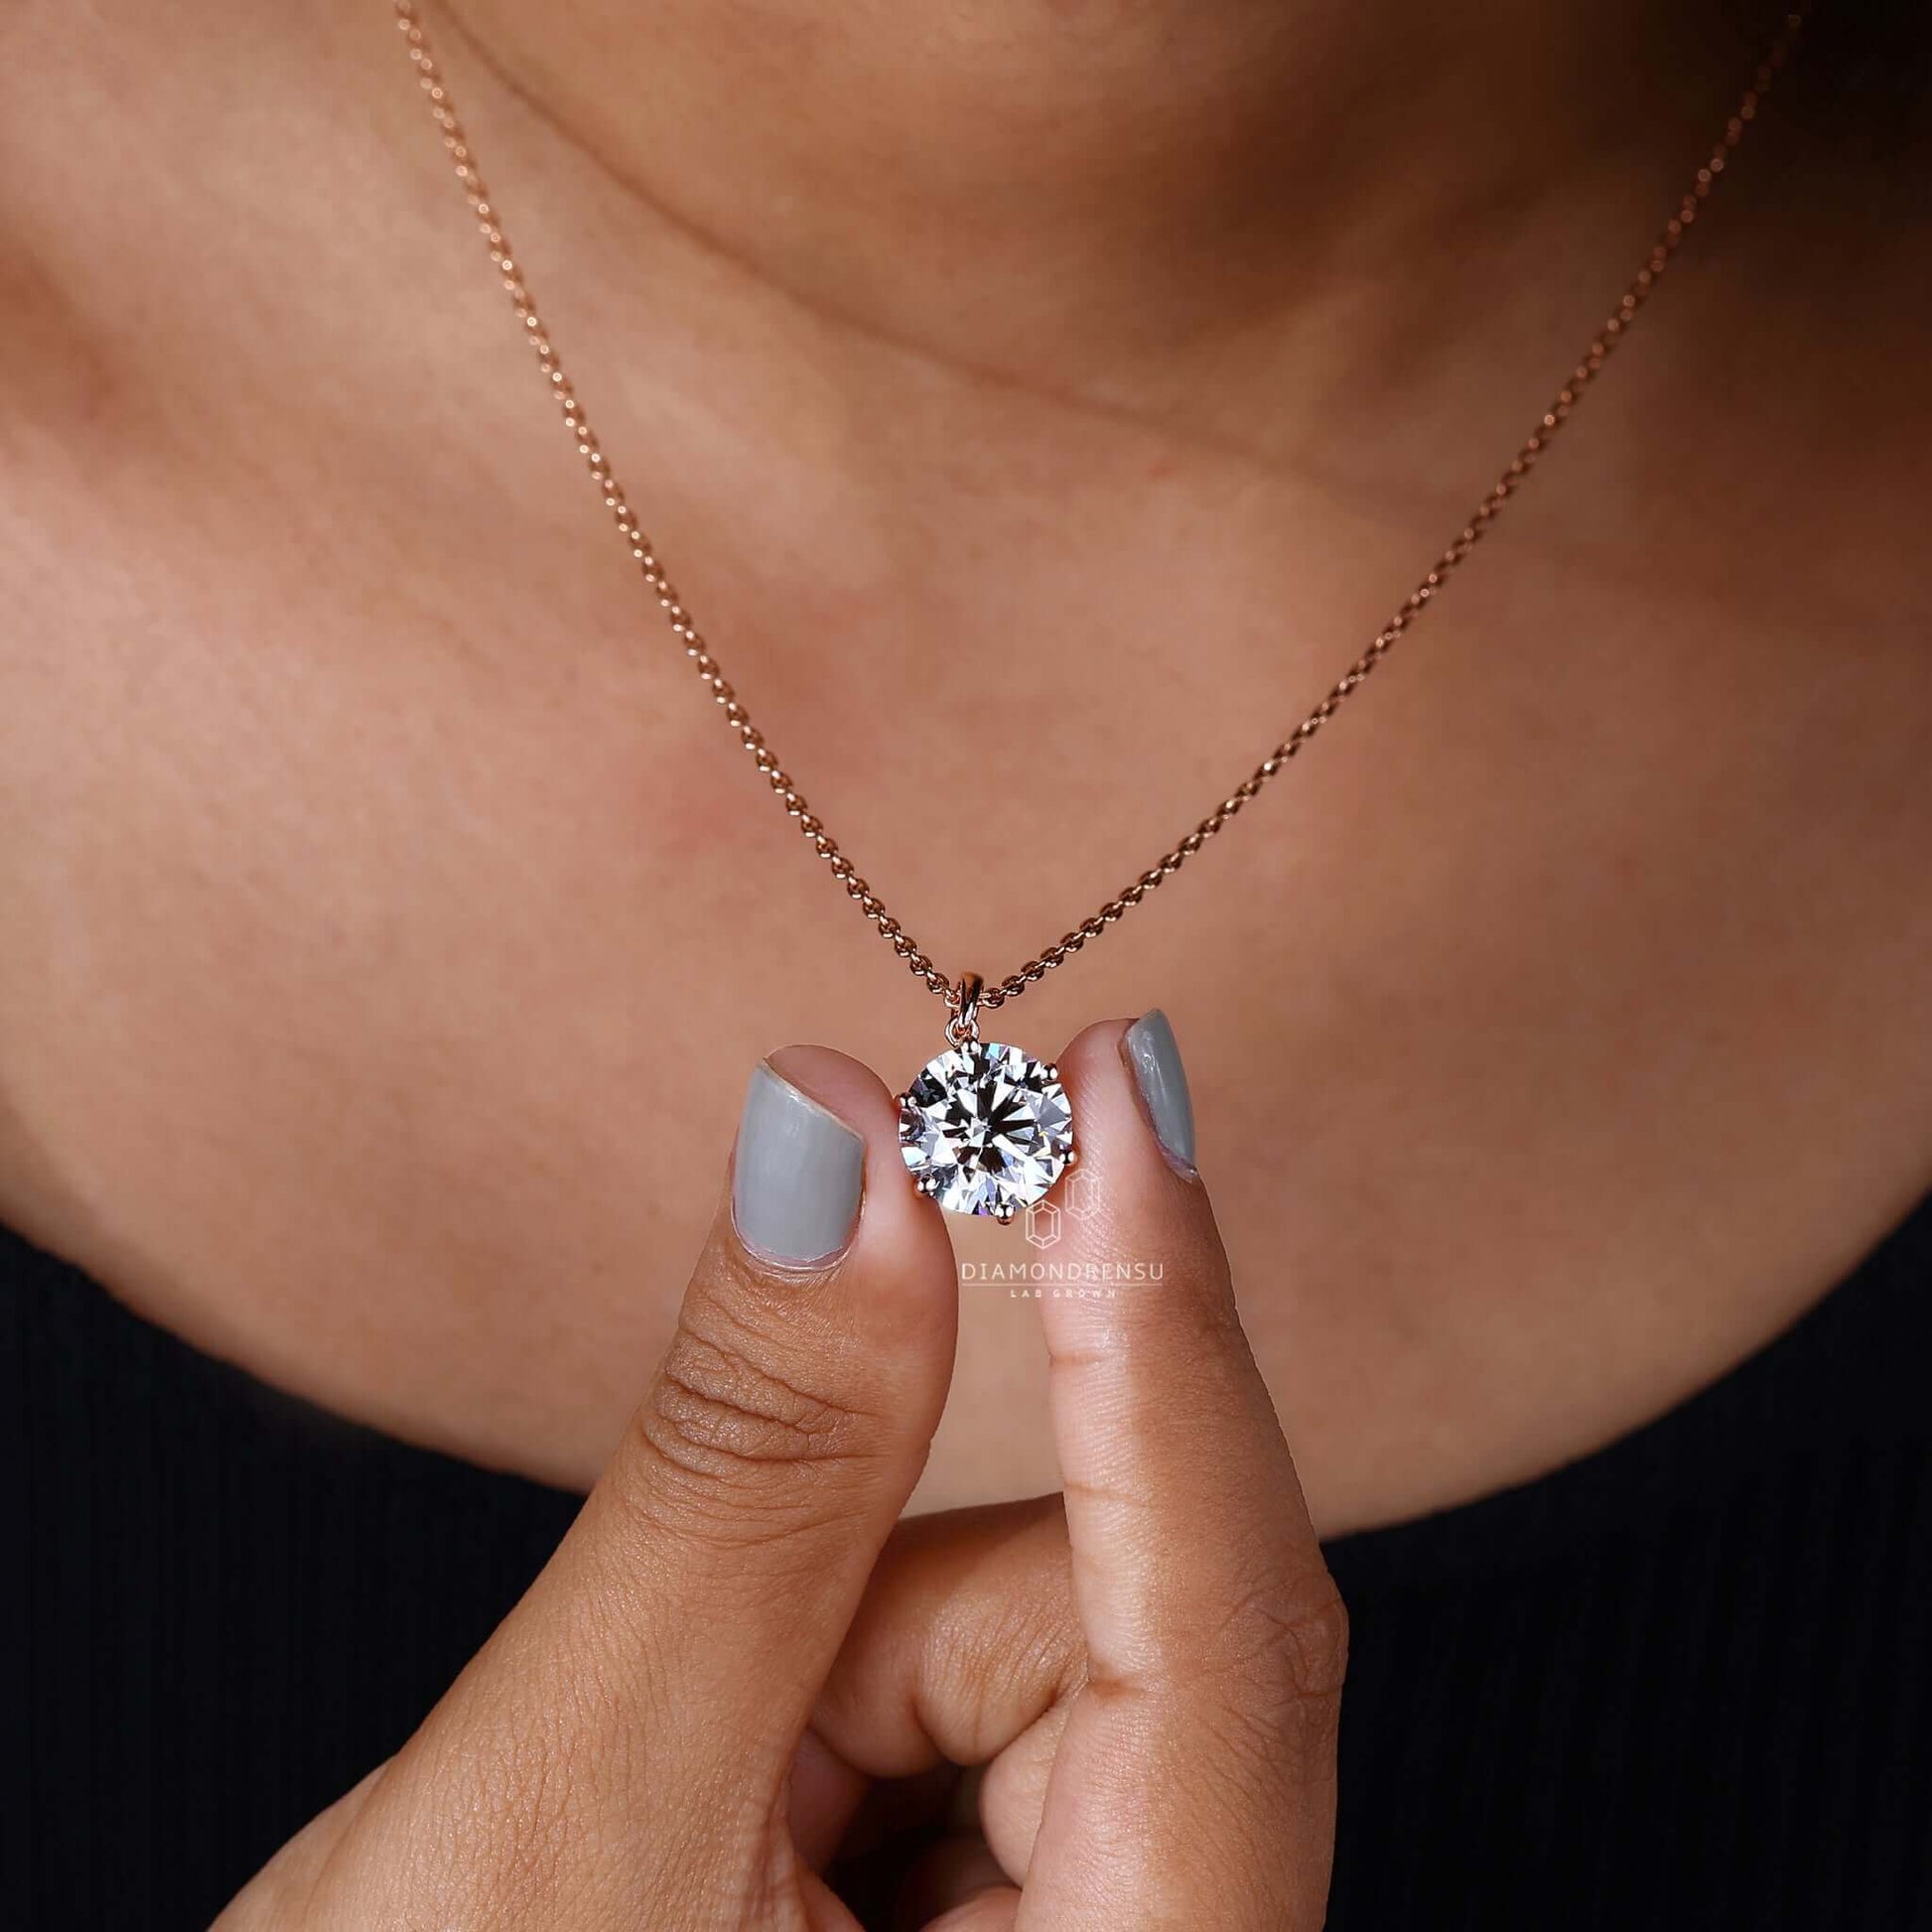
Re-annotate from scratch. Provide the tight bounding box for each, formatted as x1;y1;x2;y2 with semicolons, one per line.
392;2;1803;1019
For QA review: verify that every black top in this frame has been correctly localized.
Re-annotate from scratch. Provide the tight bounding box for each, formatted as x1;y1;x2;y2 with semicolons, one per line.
5;1203;1930;1931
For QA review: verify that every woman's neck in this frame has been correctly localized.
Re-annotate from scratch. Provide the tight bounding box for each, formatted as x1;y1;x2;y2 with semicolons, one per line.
443;0;1751;396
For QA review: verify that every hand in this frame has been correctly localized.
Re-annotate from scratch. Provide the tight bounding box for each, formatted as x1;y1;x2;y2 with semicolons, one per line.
219;1016;1345;1929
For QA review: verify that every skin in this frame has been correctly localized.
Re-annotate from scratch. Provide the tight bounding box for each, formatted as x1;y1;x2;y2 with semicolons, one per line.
217;1028;1349;1926
1;0;1930;1553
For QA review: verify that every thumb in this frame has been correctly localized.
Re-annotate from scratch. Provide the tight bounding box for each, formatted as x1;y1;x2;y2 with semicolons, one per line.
358;1046;960;1910
589;1045;961;1752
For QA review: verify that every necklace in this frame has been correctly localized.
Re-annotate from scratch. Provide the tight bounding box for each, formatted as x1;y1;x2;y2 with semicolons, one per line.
391;2;1802;1221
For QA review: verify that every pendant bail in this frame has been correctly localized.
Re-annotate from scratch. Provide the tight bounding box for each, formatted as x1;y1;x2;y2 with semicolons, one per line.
945;972;984;1048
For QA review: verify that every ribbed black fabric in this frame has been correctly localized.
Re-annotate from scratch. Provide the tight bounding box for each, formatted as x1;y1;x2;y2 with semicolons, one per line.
4;1202;1929;1930
1323;1197;1932;1930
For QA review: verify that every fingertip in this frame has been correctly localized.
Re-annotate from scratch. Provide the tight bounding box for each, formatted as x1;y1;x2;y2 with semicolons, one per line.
1120;1009;1198;1177
763;1042;904;1154
731;1057;868;1268
1052;1015;1208;1251
1039;1006;1245;1407
731;1043;949;1269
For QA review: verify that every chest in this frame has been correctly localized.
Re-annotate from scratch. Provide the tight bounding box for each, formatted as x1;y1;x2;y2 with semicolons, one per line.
4;249;1931;1529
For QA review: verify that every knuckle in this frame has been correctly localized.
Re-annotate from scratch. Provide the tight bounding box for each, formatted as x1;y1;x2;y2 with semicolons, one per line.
932;1583;1088;1748
616;1297;888;1549
650;1330;843;1470
1196;1568;1350;1755
1279;1578;1351;1708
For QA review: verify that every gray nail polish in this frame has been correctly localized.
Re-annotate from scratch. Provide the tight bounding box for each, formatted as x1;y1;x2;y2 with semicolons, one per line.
1123;1010;1197;1174
732;1062;866;1266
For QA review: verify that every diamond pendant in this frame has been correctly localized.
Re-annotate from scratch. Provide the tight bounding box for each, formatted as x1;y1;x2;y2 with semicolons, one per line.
897;974;1076;1222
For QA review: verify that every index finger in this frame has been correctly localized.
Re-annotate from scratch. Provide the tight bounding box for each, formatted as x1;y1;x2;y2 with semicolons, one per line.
1026;1011;1346;1931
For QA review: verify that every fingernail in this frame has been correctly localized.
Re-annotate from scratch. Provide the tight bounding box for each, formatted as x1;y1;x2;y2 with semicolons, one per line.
1123;1010;1197;1175
732;1061;866;1266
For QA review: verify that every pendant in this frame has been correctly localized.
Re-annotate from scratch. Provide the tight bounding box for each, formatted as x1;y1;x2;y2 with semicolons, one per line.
897;974;1076;1221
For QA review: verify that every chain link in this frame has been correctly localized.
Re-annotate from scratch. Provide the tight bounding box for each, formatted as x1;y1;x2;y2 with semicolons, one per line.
393;2;1804;1016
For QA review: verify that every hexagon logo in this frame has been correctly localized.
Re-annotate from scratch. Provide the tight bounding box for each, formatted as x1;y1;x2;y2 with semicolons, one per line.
1063;1168;1103;1223
1024;1200;1062;1249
